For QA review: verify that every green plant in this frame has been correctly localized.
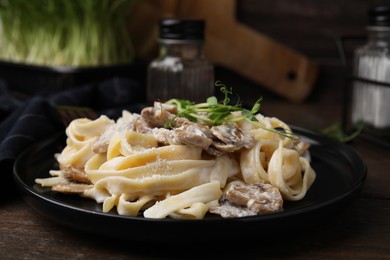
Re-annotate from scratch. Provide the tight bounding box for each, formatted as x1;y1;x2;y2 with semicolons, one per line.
321;122;364;143
0;0;135;67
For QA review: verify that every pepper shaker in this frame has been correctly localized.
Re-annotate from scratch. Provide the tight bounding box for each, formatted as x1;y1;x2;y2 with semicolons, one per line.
146;19;215;103
351;6;390;135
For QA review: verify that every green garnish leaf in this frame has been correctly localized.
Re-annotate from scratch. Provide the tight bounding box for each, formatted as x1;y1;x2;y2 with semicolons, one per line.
321;122;364;143
165;81;299;146
166;81;258;126
207;96;218;106
251;97;262;115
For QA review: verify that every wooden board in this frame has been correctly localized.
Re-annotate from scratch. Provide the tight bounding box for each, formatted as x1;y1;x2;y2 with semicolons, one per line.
127;0;319;102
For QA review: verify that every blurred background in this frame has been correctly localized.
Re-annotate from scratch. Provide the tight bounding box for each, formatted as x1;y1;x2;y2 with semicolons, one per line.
1;0;389;129
126;0;389;101
126;0;390;132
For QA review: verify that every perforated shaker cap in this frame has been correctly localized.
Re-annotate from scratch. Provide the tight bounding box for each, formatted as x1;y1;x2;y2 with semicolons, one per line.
159;19;205;41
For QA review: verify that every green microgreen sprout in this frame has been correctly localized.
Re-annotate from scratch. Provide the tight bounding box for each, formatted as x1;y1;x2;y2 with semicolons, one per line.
165;80;299;145
0;0;135;67
321;121;364;143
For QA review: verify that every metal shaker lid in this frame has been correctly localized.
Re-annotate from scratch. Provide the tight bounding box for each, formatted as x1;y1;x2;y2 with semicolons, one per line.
368;5;390;27
159;19;205;41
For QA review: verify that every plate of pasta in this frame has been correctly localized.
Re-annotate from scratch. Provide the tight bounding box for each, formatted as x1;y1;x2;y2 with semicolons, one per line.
13;89;367;241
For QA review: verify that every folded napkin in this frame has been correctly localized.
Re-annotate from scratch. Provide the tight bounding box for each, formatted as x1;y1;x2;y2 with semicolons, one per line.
0;77;146;198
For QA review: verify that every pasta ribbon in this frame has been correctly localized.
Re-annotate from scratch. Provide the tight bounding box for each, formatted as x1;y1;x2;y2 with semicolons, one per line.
253;115;295;148
57;142;94;167
240;139;278;183
107;131;158;159
169;202;209;220
90;165;216;196
58;116;113;167
143;181;222;219
268;141;316;200
66;116;114;146
117;194;155;216
101;145;202;170
86;158;215;183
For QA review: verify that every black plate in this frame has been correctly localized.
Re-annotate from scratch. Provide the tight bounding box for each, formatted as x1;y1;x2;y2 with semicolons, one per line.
13;126;367;241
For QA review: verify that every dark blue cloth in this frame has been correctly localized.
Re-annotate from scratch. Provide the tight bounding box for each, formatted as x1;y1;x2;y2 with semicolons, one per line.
0;77;146;198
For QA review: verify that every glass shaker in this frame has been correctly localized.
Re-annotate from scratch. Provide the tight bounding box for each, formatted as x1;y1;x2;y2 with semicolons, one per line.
351;5;390;135
147;19;215;103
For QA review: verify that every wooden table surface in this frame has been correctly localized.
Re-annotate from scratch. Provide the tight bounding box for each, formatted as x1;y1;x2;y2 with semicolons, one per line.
1;78;389;259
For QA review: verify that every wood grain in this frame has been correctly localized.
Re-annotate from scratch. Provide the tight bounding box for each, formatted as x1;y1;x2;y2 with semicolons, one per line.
127;0;319;103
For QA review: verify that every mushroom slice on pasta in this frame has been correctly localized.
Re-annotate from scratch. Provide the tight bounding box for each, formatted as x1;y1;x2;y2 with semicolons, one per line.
209;180;283;218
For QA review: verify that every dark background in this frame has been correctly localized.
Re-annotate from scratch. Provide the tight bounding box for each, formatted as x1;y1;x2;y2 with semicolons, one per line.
233;0;389;102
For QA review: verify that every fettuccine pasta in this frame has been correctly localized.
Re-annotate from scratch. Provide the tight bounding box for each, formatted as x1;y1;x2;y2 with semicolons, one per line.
36;98;316;219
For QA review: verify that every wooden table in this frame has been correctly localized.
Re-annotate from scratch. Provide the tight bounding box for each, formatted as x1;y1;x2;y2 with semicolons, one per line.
0;77;389;259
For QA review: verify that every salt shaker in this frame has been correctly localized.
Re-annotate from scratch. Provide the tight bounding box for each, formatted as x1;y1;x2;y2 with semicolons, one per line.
352;6;390;134
146;19;215;103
